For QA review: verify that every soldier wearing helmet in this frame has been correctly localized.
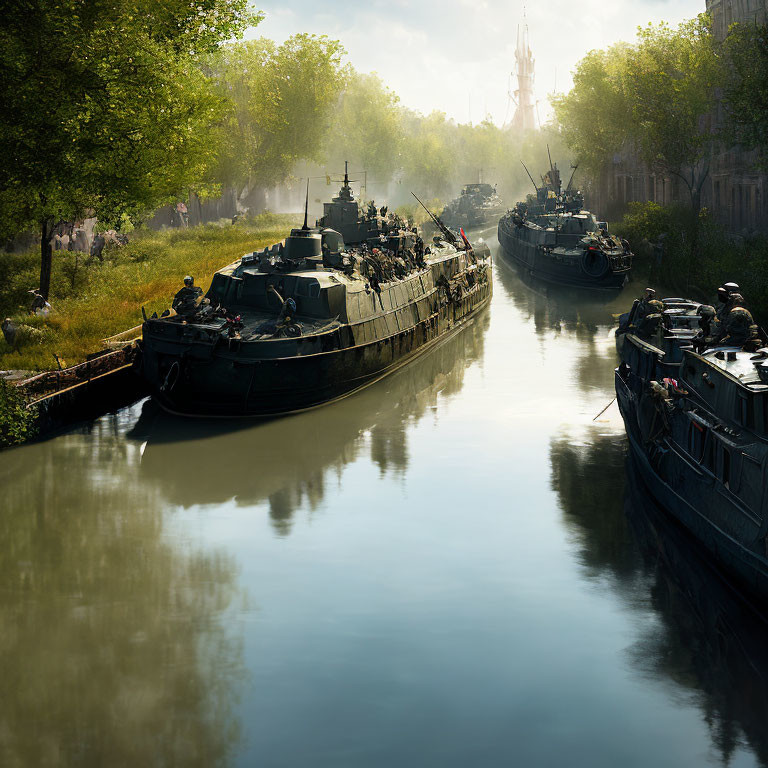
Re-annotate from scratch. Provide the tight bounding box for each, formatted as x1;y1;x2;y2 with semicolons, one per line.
172;275;203;316
720;294;760;348
715;282;741;321
628;288;664;337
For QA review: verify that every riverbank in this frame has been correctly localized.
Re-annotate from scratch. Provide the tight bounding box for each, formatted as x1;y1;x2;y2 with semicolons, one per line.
613;202;768;321
0;214;301;373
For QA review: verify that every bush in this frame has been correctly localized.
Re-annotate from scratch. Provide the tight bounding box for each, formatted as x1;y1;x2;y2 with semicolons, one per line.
0;379;37;449
614;202;768;323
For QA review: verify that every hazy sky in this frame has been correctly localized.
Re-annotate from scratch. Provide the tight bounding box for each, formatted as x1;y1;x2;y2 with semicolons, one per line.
248;0;704;125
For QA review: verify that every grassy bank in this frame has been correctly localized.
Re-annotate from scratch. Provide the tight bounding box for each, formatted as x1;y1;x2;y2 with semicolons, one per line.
613;203;768;322
0;214;301;372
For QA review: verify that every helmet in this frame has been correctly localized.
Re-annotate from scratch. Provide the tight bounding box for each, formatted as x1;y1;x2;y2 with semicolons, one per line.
697;304;715;317
184;275;193;286
730;293;745;306
643;287;656;299
285;298;297;313
723;282;740;294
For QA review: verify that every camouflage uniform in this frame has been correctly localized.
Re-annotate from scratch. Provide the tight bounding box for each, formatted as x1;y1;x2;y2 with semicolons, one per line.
720;296;757;347
632;297;664;338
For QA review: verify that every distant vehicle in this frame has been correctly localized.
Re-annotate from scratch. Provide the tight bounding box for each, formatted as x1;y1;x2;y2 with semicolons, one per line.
440;183;505;230
497;158;632;290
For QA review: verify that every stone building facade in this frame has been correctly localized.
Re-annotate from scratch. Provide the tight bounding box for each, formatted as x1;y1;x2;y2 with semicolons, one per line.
589;0;768;234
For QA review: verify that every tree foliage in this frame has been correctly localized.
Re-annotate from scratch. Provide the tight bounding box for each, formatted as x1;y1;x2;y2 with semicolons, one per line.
553;14;724;210
723;21;768;164
0;0;260;294
551;45;632;178
325;72;403;183
207;35;348;191
625;15;723;208
0;380;37;449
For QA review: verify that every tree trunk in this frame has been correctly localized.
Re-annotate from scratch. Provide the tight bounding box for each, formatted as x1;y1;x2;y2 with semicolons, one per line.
39;218;54;300
691;187;702;214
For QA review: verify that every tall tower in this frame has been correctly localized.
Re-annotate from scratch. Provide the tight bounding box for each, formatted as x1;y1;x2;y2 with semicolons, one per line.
511;21;536;133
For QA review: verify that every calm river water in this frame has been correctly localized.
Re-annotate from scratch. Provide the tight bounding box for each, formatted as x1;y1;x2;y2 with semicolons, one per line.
3;230;768;767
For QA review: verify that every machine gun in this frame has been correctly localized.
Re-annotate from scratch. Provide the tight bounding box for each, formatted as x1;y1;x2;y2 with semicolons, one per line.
411;192;458;245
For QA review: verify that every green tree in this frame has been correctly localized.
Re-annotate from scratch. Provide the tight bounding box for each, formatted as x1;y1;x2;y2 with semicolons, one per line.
399;111;457;199
553;14;724;213
0;0;259;298
207;34;347;206
325;71;404;187
623;14;724;211
0;380;37;449
723;22;768;165
551;44;633;179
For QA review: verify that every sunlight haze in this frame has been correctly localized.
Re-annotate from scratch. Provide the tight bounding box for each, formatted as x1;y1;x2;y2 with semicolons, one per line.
252;0;705;125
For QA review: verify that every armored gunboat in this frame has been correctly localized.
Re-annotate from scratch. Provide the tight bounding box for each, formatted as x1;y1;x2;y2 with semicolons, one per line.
498;161;632;289
139;181;492;417
440;183;505;230
615;296;768;599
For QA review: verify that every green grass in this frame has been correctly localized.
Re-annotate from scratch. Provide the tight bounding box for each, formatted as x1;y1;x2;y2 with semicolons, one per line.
0;213;301;371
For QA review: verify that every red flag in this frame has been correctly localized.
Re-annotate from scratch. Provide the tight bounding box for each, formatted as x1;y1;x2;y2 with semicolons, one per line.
459;227;471;249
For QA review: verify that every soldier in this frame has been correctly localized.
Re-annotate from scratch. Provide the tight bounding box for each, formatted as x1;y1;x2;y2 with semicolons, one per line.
368;274;384;310
277;296;297;326
172;275;203;317
623;288;663;338
719;294;758;348
91;233;106;261
715;282;741;321
633;288;663;324
266;285;298;335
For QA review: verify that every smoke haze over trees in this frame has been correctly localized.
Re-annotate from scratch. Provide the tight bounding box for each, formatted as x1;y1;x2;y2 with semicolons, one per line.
4;3;766;298
0;3;573;282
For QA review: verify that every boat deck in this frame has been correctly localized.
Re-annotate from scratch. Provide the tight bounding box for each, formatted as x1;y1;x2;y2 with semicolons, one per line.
702;348;768;390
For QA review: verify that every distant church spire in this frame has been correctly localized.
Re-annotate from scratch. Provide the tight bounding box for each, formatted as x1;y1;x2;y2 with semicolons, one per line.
511;17;536;133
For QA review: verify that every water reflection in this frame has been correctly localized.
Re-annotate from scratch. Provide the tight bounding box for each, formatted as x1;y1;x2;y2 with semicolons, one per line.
494;260;628;392
0;419;243;767
549;429;643;587
624;460;768;768
550;430;768;767
136;314;488;535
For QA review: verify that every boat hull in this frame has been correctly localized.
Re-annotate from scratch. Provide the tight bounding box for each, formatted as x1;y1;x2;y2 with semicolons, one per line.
497;218;630;290
615;368;768;600
141;279;492;417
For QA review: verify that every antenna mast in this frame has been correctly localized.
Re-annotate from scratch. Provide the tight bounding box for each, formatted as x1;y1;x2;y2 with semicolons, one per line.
302;178;310;230
520;160;539;194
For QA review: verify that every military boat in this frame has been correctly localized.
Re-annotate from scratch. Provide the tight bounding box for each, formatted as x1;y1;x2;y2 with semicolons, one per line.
615;295;768;599
139;184;492;417
440;183;505;231
497;160;632;289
